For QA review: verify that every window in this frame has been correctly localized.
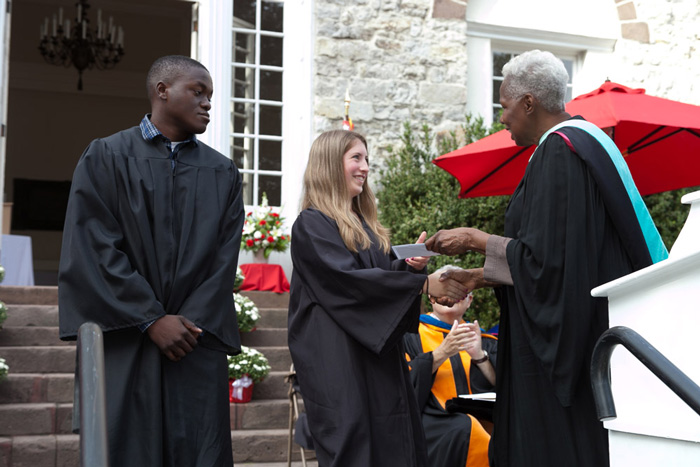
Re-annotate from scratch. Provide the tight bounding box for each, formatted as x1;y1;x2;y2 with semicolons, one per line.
232;0;284;207
491;51;574;123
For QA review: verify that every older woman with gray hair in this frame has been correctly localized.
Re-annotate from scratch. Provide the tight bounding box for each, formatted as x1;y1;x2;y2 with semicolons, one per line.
426;50;667;466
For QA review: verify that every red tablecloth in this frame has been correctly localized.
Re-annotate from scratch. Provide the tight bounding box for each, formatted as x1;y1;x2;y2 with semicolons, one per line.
239;263;290;293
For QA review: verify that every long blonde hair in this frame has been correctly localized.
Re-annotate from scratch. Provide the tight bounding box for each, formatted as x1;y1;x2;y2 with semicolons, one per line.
302;130;391;253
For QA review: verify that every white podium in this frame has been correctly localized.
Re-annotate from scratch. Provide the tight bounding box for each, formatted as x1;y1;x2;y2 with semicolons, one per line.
592;191;700;466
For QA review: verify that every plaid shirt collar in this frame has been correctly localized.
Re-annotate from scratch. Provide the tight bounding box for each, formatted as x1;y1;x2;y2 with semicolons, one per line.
139;114;198;146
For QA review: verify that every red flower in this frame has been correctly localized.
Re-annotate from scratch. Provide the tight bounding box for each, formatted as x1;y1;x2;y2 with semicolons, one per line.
259;220;267;226
247;212;252;216
271;213;279;218
267;236;274;242
246;239;254;247
280;236;286;240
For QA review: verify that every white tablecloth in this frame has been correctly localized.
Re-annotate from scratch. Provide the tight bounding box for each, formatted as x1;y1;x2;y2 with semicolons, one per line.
1;234;35;286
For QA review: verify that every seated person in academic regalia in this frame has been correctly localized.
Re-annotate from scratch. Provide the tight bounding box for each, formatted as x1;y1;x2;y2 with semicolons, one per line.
404;272;497;467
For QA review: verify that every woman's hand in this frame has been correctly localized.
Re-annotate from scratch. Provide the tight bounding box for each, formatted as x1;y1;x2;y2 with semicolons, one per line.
425;270;468;305
405;231;430;270
425;227;490;256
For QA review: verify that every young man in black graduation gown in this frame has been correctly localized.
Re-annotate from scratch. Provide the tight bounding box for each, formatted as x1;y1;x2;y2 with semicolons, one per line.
58;55;244;466
426;50;667;467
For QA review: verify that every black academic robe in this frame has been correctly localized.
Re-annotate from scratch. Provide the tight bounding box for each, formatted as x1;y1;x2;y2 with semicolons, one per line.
288;208;429;467
404;319;498;467
58;126;244;466
490;121;656;467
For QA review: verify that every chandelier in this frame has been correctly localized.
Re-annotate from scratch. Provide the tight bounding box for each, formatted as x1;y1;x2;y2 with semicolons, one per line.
38;0;125;91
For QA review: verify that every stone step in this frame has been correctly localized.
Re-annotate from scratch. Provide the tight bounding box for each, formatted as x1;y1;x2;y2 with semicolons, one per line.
252;371;290;400
0;399;300;437
0;325;288;349
0;434;78;467
231;428;311;464
0;286;58;305
1;347;75;374
0;374;74;404
4;305;59;327
231;399;300;431
0;327;69;347
240;291;290;309
241;328;288;347
0;344;290;374
0;431;314;466
4;304;287;329
0;403;73;437
254;308;288;329
0;371;291;405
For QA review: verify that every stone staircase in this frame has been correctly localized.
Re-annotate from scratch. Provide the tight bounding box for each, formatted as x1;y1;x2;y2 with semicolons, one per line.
0;286;316;467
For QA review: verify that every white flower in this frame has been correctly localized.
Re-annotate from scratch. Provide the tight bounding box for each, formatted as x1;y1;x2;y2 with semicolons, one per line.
253;231;262;239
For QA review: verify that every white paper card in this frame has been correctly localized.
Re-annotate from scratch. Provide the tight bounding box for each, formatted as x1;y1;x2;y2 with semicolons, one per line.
458;392;496;401
391;243;441;260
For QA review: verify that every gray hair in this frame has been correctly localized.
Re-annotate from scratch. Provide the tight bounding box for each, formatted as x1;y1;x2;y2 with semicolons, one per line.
501;50;569;113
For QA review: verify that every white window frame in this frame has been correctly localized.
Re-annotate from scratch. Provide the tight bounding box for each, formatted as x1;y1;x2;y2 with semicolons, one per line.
466;21;616;124
193;0;312;223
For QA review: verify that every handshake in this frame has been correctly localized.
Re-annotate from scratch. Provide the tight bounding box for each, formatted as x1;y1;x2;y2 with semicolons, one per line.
402;227;498;307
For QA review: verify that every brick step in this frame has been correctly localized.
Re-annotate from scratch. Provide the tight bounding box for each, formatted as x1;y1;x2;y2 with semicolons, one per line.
239;291;290;309
0;431;313;466
231;428;312;464
0;434;78;467
0;286;58;305
1;345;290;374
4;304;287;329
241;329;288;347
0;374;74;404
0;371;290;404
0;327;69;347
0;399;301;437
1;347;75;374
254;308;288;329
4;305;58;327
0;288;289;309
0;326;287;350
0;403;73;437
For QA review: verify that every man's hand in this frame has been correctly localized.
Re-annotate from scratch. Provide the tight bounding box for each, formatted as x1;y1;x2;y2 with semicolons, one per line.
425;228;489;256
147;315;202;362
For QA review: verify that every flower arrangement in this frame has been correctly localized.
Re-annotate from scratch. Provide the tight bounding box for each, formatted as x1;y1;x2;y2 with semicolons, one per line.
240;193;290;259
234;267;245;292
0;358;8;380
234;293;260;333
227;345;271;383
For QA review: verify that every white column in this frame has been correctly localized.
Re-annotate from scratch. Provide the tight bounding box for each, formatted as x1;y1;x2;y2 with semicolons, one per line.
195;0;233;157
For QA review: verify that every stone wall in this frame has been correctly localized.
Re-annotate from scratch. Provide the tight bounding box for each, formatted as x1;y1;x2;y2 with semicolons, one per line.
313;0;468;164
611;0;700;105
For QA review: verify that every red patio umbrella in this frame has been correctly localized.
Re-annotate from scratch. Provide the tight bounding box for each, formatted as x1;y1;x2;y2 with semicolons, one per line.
434;82;700;198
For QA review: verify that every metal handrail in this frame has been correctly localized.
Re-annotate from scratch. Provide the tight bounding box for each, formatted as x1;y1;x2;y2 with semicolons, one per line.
76;322;109;467
590;325;700;422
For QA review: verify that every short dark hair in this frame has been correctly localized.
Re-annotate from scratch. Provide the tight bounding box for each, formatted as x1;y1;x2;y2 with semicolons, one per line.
146;55;209;98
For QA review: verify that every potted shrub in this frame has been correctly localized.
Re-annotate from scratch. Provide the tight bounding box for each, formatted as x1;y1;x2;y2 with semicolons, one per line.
227;345;271;403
